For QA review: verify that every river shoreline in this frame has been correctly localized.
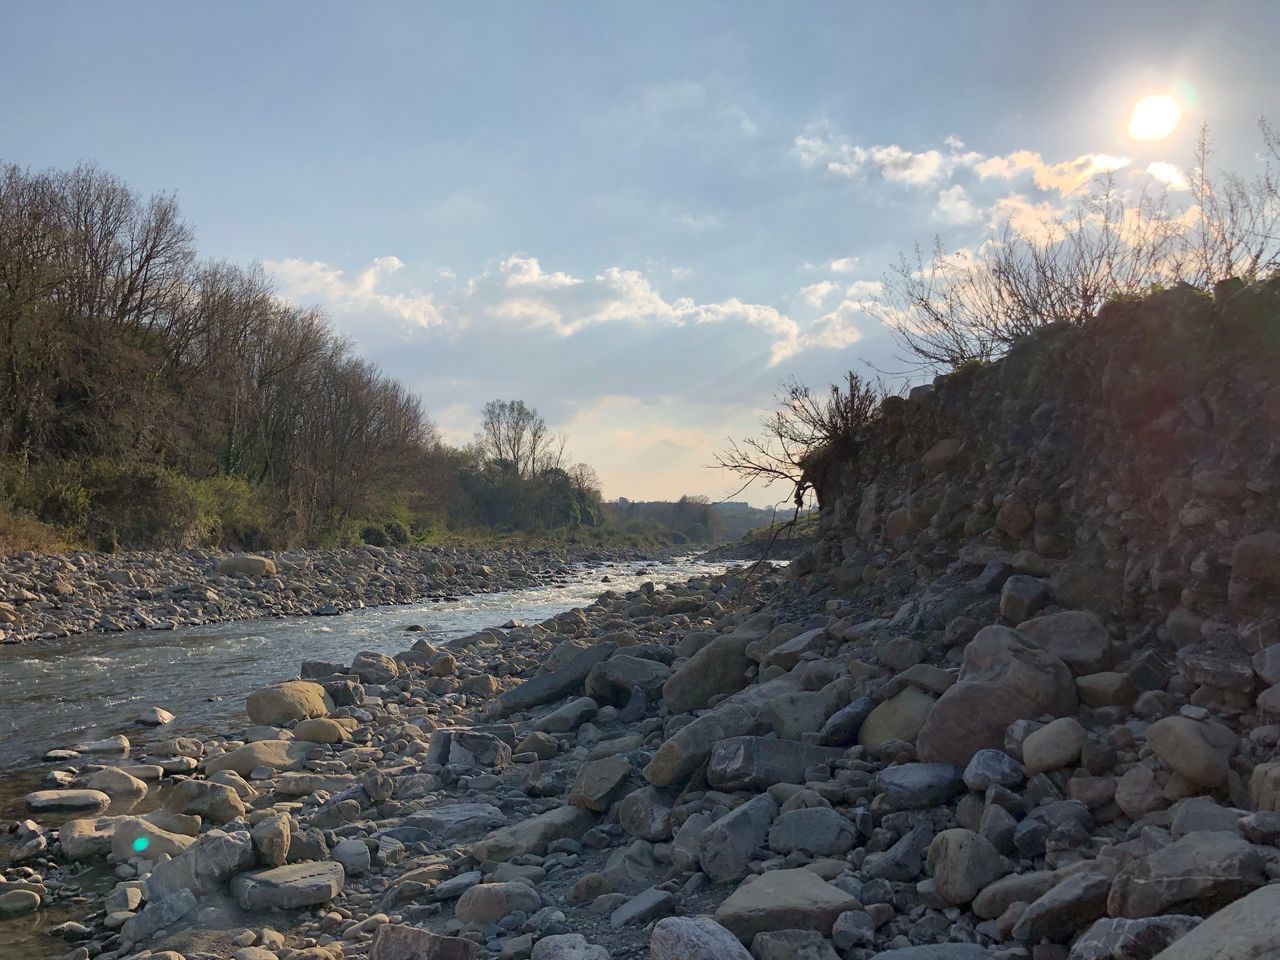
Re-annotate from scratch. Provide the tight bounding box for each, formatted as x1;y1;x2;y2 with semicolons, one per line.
0;544;676;647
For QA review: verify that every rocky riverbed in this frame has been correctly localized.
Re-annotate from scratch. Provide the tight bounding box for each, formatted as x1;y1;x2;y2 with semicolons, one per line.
6;536;1280;960
0;545;666;645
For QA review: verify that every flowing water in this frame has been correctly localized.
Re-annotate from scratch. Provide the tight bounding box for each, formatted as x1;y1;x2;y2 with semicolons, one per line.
0;555;729;956
0;555;727;778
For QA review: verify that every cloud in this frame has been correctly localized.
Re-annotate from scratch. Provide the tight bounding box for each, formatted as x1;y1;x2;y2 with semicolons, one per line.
935;184;981;223
795;124;982;186
830;256;860;273
799;280;840;308
1145;160;1190;191
675;212;720;229
974;150;1131;197
501;255;583;289
267;255;446;329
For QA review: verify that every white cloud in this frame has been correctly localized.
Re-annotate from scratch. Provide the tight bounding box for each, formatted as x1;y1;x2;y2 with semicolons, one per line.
267;255;446;329
974;150;1131;197
799;280;840;308
501;255;583;289
830;256;860;273
935;183;981;223
670;266;694;279
795;124;983;186
1145;161;1190;191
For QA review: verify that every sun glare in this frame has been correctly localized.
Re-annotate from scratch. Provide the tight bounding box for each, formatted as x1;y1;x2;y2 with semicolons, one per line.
1128;94;1182;140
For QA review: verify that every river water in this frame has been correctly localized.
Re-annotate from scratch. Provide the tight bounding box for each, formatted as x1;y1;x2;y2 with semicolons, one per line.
0;555;727;777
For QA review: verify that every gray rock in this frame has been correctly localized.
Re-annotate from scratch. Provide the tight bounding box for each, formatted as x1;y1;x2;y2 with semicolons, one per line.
649;916;752;960
1067;915;1199;960
817;697;876;746
405;802;506;841
1108;830;1265;918
707;737;845;791
609;886;675;927
750;928;841;960
768;807;857;858
530;933;609;959
876;763;964;808
962;749;1025;791
1012;871;1111;943
701;793;778;884
146;828;254;900
371;923;481;960
493;642;617;716
119;889;196;946
231;860;345;910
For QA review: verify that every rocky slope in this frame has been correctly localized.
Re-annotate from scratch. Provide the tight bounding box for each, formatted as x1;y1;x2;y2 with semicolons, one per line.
0;545;666;645
4;278;1280;960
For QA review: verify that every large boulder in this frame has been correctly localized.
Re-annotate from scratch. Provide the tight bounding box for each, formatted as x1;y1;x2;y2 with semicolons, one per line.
1108;830;1265;918
370;924;481;960
916;626;1076;765
471;805;595;863
492;642;618;716
662;635;752;713
350;651;400;685
146;829;254;900
204;739;312;777
455;881;542;926
231;861;345;909
1016;610;1115;675
1148;883;1280;958
926;829;1008;905
858;687;936;749
218;554;276;577
700;794;777;884
1146;716;1235;789
245;680;334;726
706;737;845;791
649;917;752;960
644;705;755;787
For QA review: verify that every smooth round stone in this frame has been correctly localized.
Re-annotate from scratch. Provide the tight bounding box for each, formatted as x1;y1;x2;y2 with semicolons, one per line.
25;789;112;812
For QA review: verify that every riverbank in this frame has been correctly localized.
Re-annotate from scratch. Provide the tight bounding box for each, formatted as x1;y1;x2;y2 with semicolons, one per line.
0;544;672;645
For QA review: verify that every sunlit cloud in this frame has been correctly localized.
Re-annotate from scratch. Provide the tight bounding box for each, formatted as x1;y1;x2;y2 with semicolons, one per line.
267;256;447;329
973;150;1131;197
935;183;981;223
830;256;860;273
1146;160;1190;190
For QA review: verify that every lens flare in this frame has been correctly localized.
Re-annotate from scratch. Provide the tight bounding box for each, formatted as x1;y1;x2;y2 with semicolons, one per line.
132;835;150;853
1129;94;1182;141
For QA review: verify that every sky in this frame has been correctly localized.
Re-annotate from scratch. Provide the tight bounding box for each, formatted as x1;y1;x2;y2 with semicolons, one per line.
3;2;1277;507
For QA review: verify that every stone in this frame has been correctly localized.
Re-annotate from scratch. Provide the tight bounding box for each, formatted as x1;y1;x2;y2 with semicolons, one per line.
663;635;753;713
610;886;675;928
370;924;482;960
251;814;291;867
972;870;1058;920
147;828;255;900
750;929;841;960
25;789;110;812
768;627;831;670
0;888;40;918
707;737;845;791
1012;872;1111;943
619;786;676;840
866;948;989;959
455;881;541;926
534;696;599;734
1067;916;1199;960
1022;717;1085;775
714;868;861;943
406;802;505;842
1108;830;1264;918
351;650;400;684
110;818;196;860
120;889;197;947
701;794;778;884
963;749;1025;791
1232;531;1280;585
472;804;596;862
493;642;617;716
927;829;1008;905
1076;672;1137;707
531;933;609;959
649;916;752;960
219;554;276;576
645;704;756;787
246;680;334;726
761;690;833;740
916;626;1076;765
1017;610;1114;675
858;687;936;749
570;757;632;812
585;655;670;703
332;837;371;875
293;717;349;743
231;860;345;910
1146;883;1280;958
1147;716;1235;788
205;739;312;776
817;697;876;746
768;807;857;858
1001;575;1049;621
163;779;245;822
876;763;964;808
79;767;148;797
832;910;876;950
1115;764;1166;819
863;825;933;882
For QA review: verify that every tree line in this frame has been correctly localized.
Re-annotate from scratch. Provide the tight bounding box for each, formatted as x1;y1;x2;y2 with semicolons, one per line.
0;163;618;550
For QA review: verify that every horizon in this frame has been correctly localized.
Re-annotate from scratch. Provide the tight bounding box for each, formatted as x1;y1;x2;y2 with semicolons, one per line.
4;1;1278;507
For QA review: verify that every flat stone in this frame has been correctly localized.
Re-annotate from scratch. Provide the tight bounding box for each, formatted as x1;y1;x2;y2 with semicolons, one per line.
962;749;1024;791
494;643;618;716
25;789;111;812
1146;883;1280;958
1067;916;1199;960
714;868;861;943
231;860;345;910
701;794;777;884
370;923;480;960
609;886;675;927
570;756;632;812
455;881;541;926
750;929;841;960
1017;610;1114;675
405;803;505;842
1012;871;1111;943
707;737;845;791
644;704;755;787
472;804;595;863
768;807;857;858
1108;830;1264;918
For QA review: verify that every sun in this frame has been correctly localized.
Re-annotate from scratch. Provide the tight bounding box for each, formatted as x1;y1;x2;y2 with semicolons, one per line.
1128;94;1182;141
